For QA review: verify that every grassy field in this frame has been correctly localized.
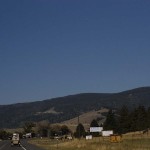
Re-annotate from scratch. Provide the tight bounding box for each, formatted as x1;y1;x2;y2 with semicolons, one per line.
29;134;150;150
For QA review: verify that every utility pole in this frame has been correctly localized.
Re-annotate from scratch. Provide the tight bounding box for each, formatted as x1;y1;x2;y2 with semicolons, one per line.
78;115;80;139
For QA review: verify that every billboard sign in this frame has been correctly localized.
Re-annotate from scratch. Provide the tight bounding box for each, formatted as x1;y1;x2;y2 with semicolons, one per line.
90;127;103;132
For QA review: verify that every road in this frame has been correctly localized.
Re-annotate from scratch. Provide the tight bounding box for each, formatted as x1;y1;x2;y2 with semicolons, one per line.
0;139;44;150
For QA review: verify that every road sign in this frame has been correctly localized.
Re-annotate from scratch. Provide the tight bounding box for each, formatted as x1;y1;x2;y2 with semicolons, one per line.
90;127;103;132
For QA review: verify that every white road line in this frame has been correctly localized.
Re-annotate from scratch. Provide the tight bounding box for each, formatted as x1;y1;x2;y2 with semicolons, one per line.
20;144;27;150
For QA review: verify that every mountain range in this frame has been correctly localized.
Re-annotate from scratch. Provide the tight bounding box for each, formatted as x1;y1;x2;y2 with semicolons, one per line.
0;87;150;128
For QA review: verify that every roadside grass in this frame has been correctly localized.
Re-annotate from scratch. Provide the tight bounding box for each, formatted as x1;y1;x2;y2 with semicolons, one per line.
29;135;150;150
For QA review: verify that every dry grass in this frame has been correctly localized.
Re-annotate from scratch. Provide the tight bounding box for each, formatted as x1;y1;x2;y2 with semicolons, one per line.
29;134;150;150
60;108;108;132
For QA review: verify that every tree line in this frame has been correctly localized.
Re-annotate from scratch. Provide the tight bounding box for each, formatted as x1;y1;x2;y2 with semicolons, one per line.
1;105;150;140
104;105;150;134
0;121;71;140
74;105;150;138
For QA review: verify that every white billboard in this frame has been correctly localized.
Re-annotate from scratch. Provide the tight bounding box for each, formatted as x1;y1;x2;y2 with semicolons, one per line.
102;130;113;136
90;127;103;132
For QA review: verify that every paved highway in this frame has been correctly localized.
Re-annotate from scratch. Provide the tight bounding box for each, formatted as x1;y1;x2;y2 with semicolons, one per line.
0;139;44;150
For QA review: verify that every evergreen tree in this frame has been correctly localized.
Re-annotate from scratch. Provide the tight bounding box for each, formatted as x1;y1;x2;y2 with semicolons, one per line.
74;123;85;138
90;119;99;127
130;106;147;132
147;107;150;128
130;108;139;131
118;105;130;133
136;105;147;131
90;119;99;137
103;109;118;133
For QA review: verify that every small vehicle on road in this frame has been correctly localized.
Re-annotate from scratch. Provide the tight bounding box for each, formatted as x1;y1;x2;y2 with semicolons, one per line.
11;133;21;146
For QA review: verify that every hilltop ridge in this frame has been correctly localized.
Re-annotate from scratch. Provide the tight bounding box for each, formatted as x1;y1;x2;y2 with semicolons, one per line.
0;87;150;128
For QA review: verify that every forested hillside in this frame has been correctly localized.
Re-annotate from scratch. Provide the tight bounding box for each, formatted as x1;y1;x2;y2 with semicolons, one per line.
0;87;150;128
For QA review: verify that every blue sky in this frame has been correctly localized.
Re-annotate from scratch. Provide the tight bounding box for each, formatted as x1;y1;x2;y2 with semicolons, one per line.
0;0;150;104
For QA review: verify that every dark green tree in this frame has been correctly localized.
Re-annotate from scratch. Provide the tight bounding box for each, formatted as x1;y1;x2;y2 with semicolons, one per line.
147;107;150;128
90;119;99;127
118;105;130;133
23;122;35;133
61;125;70;135
129;106;147;132
103;109;118;133
90;119;99;137
130;108;139;131
136;105;147;131
0;130;11;140
36;120;50;137
74;123;85;138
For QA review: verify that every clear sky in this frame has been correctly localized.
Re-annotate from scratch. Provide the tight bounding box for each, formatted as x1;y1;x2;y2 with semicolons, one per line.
0;0;150;104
